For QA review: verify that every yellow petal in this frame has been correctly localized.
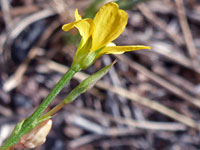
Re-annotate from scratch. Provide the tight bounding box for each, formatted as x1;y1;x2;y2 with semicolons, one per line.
62;18;94;48
75;9;82;21
91;2;128;51
100;45;152;54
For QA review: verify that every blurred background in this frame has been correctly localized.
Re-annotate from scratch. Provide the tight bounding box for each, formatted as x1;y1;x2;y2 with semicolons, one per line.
0;0;200;149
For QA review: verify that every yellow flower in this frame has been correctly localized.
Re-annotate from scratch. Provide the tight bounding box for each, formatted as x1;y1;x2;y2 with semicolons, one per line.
62;2;151;70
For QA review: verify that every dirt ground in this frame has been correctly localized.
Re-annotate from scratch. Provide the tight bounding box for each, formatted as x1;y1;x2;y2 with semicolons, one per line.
0;0;200;149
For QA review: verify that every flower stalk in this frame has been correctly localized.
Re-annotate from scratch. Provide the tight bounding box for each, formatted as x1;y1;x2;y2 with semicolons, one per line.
39;61;115;121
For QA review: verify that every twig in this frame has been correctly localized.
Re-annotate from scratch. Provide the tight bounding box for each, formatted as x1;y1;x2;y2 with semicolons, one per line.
8;8;56;41
150;42;193;69
68;134;103;149
0;8;57;65
0;0;12;30
67;105;187;131
138;3;183;46
103;55;133;118
0;105;12;117
115;54;200;108
3;48;42;92
0;5;40;17
102;56;133;127
175;0;197;59
153;64;195;94
2;8;60;92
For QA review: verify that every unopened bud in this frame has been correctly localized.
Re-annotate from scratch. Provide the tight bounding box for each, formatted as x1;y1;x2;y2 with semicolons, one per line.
19;119;52;148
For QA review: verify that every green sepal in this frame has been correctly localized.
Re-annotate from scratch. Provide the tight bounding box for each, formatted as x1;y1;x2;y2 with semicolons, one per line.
71;36;105;71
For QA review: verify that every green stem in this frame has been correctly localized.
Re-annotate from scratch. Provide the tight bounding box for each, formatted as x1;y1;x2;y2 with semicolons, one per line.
39;62;115;121
39;81;84;120
23;67;77;128
39;101;66;121
38;77;87;121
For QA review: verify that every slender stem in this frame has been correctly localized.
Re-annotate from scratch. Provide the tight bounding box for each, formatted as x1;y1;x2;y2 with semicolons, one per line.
39;62;115;121
21;68;77;133
38;78;86;121
39;81;82;120
39;102;66;121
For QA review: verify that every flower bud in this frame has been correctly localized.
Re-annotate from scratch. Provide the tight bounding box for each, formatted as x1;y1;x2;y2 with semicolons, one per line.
19;119;52;148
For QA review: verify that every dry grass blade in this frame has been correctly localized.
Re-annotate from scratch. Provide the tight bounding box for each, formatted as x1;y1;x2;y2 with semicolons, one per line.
115;54;200;108
0;5;40;17
68;134;103;149
0;105;12;117
150;42;200;74
96;80;199;129
0;0;12;30
175;0;197;60
67;105;187;131
138;3;183;46
3;48;42;92
103;55;133;123
151;42;193;69
153;65;195;94
8;8;56;41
